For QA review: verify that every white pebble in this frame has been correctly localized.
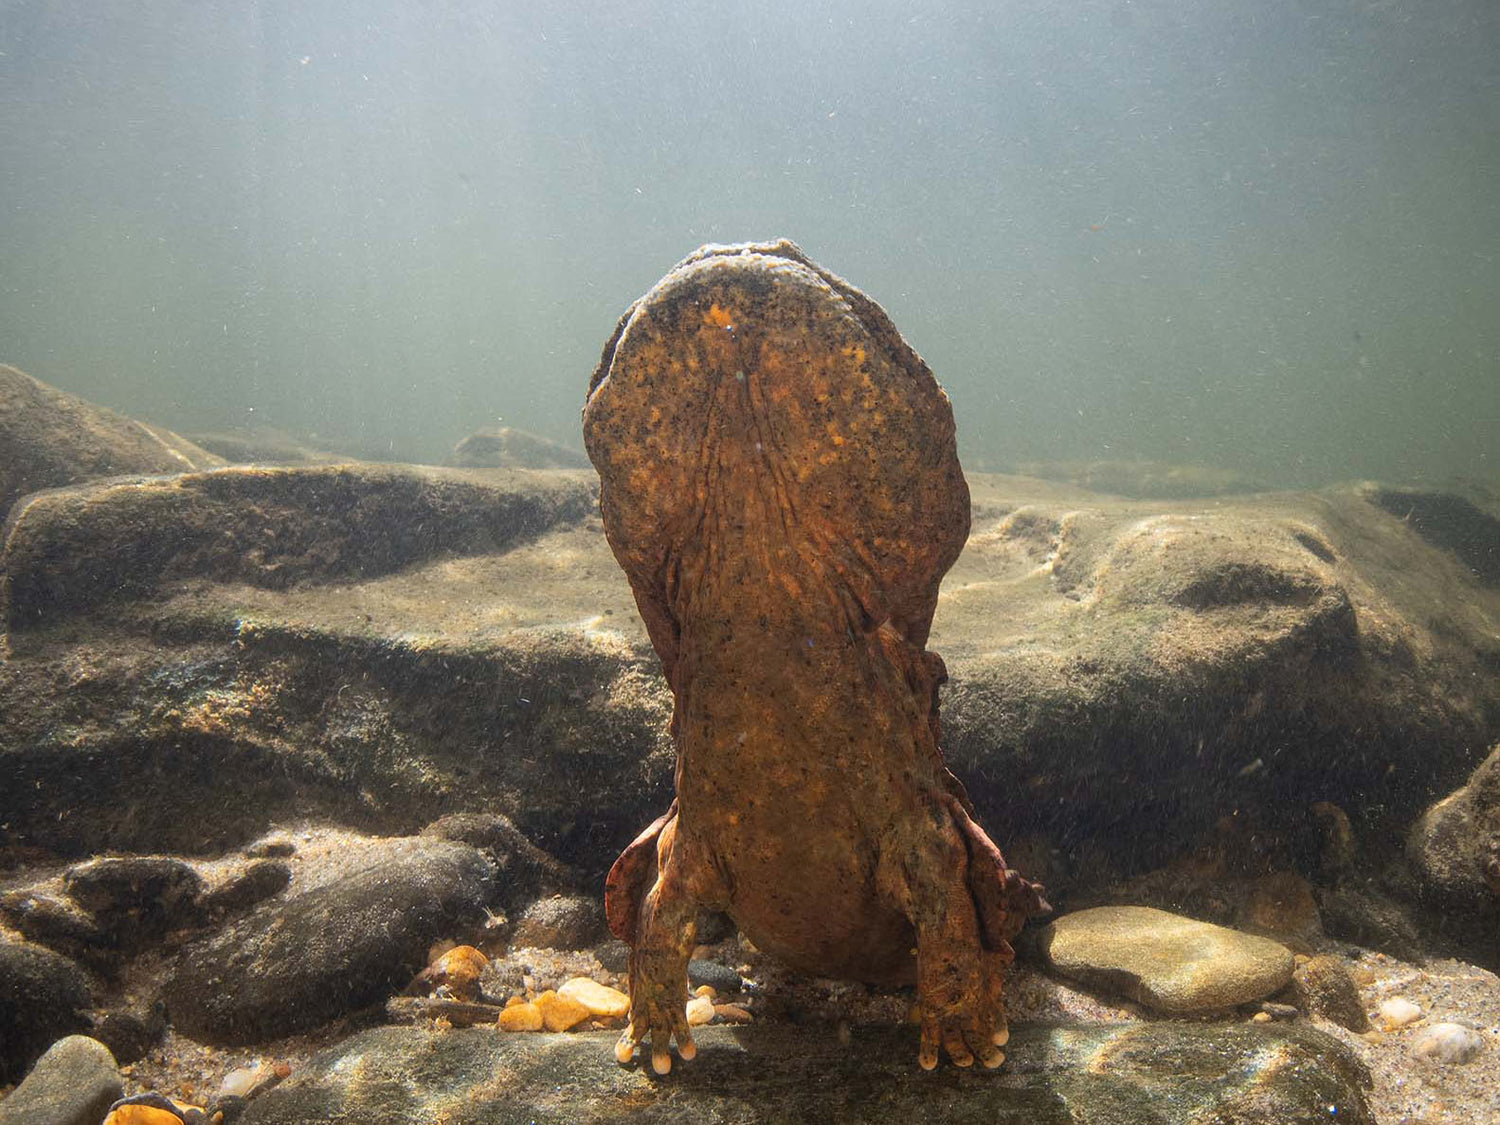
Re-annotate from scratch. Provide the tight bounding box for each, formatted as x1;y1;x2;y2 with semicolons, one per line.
1410;1022;1485;1065
219;1060;269;1098
1377;997;1422;1029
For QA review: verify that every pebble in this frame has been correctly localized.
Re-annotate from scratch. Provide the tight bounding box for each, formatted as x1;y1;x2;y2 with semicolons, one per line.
1378;997;1423;1030
685;995;716;1026
498;1002;543;1032
1409;1022;1485;1064
687;958;743;995
557;977;630;1019
534;989;590;1032
713;1003;753;1024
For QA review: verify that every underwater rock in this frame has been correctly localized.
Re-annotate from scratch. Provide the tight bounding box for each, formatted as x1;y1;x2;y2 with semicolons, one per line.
450;426;590;470
509;893;605;950
1408;741;1500;905
0;939;94;1084
91;1003;168;1066
0;889;115;971
419;812;574;907
198;858;293;918
0;363;224;523
1236;871;1324;951
558;977;631;1018
62;856;205;952
2;448;1497;973
0;1034;122;1125
687;958;743;995
1316;885;1427;962
1037;905;1295;1013
1289;954;1370;1032
184;427;345;465
235;1022;1375;1125
0;461;594;628
1376;996;1423;1030
161;838;494;1044
1009;457;1266;498
1409;1021;1485;1064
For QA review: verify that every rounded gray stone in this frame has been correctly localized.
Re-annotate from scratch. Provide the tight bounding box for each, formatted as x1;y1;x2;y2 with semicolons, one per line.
0;939;93;1084
1037;905;1295;1013
0;1035;121;1125
163;838;495;1044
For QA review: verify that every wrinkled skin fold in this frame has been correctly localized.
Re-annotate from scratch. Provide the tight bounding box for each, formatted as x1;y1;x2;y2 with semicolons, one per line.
584;240;1047;1074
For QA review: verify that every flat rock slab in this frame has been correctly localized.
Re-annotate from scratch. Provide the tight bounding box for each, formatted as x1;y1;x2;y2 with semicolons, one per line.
240;1022;1373;1125
1037;906;1296;1013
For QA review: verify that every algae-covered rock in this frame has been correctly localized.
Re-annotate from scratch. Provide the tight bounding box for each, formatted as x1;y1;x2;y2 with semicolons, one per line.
238;1022;1373;1125
1409;741;1500;903
0;363;224;522
1036;905;1295;1013
451;426;590;470
162;838;494;1044
0;939;94;1084
1;461;594;628
0;1034;121;1125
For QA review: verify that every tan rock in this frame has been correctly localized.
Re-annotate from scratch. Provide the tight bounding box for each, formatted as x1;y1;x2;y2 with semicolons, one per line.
685;995;715;1026
557;977;630;1019
534;989;590;1032
497;1001;543;1032
1037;905;1295;1013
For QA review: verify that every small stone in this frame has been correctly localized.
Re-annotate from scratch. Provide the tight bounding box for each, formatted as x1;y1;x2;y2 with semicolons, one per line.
497;1002;543;1032
1410;1022;1484;1064
687;958;743;994
714;1003;753;1023
93;1004;167;1066
220;1060;273;1098
244;837;297;859
422;945;488;1001
63;856;204;924
1258;1002;1300;1020
199;859;293;917
685;995;716;1026
693;984;717;999
1289;955;1370;1032
557;977;630;1019
533;989;590;1032
1251;1011;1272;1023
1378;997;1423;1030
510;895;604;950
0;1034;122;1125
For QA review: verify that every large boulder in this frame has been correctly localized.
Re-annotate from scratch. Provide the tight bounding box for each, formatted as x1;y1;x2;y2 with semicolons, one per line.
1;466;1497;962
238;1022;1374;1125
0;363;223;522
162;837;495;1044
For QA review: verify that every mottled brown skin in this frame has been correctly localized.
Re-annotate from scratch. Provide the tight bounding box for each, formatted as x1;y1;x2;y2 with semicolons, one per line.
583;240;1047;1073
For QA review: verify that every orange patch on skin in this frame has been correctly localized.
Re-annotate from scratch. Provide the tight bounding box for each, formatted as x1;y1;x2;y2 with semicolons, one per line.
704;303;735;328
